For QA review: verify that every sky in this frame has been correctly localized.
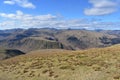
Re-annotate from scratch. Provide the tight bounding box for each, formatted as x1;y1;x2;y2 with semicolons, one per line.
0;0;120;30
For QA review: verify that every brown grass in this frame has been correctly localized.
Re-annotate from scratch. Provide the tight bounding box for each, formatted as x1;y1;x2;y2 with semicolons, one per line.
0;45;120;80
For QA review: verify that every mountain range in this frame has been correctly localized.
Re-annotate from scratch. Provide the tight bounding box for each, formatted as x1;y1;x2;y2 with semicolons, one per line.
0;28;120;53
0;28;120;80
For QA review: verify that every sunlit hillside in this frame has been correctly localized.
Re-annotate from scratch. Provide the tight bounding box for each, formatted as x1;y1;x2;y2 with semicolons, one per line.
0;45;120;80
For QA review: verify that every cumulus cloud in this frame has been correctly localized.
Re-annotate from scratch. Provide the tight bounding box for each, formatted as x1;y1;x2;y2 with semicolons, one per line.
4;0;15;5
0;10;120;30
0;11;63;29
0;10;56;21
4;0;35;9
0;21;14;26
84;0;119;16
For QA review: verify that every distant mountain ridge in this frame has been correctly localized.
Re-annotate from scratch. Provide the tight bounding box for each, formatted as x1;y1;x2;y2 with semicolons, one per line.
0;28;120;52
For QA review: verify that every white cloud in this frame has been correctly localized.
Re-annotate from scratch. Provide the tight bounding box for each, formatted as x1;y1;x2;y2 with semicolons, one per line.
0;21;16;29
4;0;35;9
84;0;119;16
0;11;60;29
4;0;15;5
0;10;120;30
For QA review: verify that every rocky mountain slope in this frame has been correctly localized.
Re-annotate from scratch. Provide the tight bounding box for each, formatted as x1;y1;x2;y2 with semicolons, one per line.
0;28;120;52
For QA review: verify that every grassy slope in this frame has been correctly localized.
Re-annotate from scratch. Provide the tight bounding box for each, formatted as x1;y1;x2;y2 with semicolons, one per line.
0;45;120;80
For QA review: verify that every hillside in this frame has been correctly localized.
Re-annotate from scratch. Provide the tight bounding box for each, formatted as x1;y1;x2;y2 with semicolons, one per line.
0;37;64;52
0;28;120;52
55;30;116;49
0;45;120;80
0;48;25;60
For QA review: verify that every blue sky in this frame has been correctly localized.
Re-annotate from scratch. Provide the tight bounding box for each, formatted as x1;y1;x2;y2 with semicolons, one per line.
0;0;120;30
